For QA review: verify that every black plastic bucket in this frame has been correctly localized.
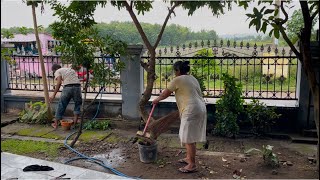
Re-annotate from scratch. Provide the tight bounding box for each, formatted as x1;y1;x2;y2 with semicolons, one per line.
138;142;157;163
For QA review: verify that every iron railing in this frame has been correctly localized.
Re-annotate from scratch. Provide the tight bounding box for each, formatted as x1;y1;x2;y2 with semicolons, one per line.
7;55;121;94
142;40;298;100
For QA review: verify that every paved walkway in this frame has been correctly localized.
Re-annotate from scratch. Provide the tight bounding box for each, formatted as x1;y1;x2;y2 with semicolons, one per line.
1;152;128;180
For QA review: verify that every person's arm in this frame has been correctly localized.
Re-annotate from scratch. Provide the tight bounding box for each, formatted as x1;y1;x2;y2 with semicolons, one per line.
152;89;172;105
49;76;62;103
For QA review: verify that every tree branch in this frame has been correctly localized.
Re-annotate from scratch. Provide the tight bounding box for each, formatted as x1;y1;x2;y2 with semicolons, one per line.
83;86;104;116
279;26;301;59
279;1;288;25
300;1;312;28
140;60;149;72
311;8;319;21
123;1;153;51
277;1;300;58
153;2;182;49
130;1;133;9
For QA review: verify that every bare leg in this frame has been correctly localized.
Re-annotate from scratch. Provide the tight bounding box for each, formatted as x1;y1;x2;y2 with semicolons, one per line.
73;114;79;124
183;143;196;170
178;143;189;163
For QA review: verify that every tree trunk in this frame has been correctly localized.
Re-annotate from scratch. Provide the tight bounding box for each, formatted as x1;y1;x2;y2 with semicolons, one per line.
31;4;53;121
138;51;156;122
300;26;319;171
70;72;89;148
313;89;320;170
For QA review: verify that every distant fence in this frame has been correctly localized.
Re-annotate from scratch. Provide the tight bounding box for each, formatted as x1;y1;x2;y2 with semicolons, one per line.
6;55;121;94
142;40;299;100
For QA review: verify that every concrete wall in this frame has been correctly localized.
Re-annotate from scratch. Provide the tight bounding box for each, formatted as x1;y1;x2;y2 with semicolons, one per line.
3;94;122;119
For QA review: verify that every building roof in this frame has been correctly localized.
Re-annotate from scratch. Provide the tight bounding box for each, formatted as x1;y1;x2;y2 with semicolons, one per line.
1;33;54;43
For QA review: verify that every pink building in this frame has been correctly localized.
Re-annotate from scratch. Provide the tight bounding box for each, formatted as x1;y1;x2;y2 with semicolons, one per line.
1;33;61;77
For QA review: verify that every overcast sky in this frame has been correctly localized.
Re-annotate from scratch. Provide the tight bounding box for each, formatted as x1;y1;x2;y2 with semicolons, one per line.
1;0;308;36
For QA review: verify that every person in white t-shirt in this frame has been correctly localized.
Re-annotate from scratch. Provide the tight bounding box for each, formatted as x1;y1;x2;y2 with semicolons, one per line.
49;64;82;129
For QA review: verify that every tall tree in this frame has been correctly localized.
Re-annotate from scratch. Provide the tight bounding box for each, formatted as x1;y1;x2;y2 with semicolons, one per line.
51;1;230;139
100;1;229;127
50;1;126;147
27;0;53;121
243;0;319;170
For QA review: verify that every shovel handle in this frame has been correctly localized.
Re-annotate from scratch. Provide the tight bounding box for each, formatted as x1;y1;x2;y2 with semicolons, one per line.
143;104;156;135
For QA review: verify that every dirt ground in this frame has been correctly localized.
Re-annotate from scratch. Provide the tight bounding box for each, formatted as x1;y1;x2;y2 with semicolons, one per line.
18;132;318;179
1;115;318;179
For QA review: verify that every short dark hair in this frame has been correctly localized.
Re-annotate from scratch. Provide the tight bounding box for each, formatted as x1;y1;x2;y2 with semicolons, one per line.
52;64;61;72
173;61;190;75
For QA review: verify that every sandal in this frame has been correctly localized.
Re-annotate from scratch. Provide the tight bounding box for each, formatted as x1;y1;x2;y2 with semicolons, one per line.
178;158;188;164
178;167;197;173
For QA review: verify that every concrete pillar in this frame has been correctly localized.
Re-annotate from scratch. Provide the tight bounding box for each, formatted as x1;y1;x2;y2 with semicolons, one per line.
1;59;9;113
120;45;144;120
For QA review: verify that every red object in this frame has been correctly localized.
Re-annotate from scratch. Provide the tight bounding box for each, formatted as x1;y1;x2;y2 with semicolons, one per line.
76;68;93;82
143;104;156;136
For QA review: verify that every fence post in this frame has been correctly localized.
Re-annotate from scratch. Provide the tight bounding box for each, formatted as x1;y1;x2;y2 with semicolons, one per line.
120;45;144;120
1;58;9;113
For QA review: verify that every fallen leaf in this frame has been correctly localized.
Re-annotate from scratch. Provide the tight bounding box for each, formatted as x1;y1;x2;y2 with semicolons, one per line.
233;169;242;179
175;150;182;156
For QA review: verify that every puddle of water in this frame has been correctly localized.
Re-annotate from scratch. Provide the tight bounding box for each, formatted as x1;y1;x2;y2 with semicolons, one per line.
91;148;125;168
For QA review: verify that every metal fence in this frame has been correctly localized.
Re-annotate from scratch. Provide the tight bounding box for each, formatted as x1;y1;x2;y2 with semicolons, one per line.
7;55;121;94
142;40;299;100
6;40;300;100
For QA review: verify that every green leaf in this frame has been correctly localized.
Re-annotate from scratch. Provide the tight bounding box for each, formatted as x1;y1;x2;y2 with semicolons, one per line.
274;28;280;39
245;148;262;154
274;9;279;16
269;29;274;37
239;1;249;10
253;7;259;15
249;19;255;28
256;20;261;32
246;13;255;18
260;6;266;14
261;22;268;33
264;9;274;14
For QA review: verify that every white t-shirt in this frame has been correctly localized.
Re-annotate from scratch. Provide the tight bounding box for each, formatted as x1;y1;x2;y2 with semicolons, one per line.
54;68;80;85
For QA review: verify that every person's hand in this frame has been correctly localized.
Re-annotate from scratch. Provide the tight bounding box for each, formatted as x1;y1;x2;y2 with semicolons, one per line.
152;98;160;105
49;96;55;103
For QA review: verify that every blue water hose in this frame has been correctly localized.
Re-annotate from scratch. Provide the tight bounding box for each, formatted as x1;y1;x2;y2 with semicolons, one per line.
63;88;138;179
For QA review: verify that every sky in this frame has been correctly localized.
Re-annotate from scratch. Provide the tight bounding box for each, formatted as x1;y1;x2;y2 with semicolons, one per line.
0;0;308;36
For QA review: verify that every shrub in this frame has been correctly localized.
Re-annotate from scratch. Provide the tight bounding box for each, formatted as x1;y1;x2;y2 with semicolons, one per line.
213;73;244;137
19;101;51;124
246;99;281;136
83;120;111;130
246;145;279;167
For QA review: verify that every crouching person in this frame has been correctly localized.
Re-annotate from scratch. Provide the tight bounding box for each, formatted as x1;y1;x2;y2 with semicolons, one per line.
49;64;82;129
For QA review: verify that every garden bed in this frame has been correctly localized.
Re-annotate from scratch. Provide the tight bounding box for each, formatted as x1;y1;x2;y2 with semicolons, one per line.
1;123;318;179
